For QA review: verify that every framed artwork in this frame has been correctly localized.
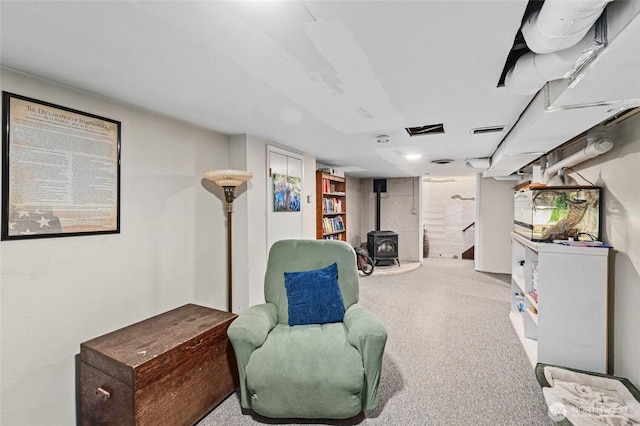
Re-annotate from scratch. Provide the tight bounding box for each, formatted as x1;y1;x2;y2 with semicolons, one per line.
273;173;301;212
1;92;121;240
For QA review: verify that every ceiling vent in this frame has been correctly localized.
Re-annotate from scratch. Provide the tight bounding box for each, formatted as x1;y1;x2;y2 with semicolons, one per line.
431;159;454;165
405;123;445;137
465;158;491;169
470;125;507;135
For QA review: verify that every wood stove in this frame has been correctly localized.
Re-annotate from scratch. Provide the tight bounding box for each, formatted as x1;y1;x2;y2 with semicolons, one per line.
367;179;400;266
367;230;399;266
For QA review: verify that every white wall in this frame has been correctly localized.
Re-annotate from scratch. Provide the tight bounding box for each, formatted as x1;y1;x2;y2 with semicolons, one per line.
302;156;317;239
474;175;514;274
0;69;230;424
422;176;476;259
359;177;421;262
345;175;364;248
228;135;316;310
0;70;319;423
227;134;256;312
568;114;640;385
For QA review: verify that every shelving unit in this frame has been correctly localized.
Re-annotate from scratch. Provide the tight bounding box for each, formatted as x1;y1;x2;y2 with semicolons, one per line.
316;172;347;241
510;232;609;373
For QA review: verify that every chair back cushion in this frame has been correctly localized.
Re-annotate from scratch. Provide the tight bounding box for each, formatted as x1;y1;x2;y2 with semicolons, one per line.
284;262;344;325
265;239;359;325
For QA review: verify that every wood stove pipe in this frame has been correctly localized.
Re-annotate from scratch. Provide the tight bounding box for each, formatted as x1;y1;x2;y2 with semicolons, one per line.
376;188;381;231
373;179;387;232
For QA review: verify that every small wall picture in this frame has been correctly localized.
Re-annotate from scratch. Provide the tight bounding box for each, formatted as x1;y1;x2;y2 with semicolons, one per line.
273;173;301;212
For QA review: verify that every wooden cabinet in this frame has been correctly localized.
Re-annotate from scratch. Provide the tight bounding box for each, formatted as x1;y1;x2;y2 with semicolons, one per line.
316;172;347;241
510;232;609;373
80;304;238;425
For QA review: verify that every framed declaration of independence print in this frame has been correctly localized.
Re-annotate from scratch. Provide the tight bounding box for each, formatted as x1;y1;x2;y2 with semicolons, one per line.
2;92;121;240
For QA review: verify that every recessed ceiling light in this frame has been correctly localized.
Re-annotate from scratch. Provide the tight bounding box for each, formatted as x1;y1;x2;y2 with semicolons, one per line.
405;153;422;161
431;159;454;165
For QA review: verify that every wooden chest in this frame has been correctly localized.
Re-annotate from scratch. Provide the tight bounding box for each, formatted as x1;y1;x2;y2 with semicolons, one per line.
80;304;238;425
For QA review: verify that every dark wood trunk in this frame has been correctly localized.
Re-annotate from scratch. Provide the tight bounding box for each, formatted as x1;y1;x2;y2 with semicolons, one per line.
80;304;238;425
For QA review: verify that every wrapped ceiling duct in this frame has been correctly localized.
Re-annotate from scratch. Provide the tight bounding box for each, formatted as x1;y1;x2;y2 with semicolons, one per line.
505;0;612;96
522;0;613;54
505;26;601;95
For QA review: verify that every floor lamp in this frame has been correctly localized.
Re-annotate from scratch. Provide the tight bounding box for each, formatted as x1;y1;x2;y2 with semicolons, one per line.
203;169;253;312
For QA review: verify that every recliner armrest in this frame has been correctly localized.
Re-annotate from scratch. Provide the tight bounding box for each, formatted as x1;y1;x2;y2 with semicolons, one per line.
344;304;388;411
344;304;387;348
228;303;278;349
227;303;278;409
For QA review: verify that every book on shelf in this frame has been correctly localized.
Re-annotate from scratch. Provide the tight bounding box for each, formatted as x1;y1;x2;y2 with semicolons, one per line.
321;178;345;195
323;198;343;213
323;234;341;240
323;179;330;193
322;216;344;234
323;198;331;213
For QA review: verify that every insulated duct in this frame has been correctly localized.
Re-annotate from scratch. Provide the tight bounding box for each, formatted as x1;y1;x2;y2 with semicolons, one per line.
505;26;599;95
505;0;612;96
522;0;613;54
542;129;613;183
489;2;640;178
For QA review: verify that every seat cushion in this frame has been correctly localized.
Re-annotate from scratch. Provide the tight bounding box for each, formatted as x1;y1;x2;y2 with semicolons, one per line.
245;323;364;419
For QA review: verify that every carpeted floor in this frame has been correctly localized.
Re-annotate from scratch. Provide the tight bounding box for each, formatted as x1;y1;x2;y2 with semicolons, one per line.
198;258;553;425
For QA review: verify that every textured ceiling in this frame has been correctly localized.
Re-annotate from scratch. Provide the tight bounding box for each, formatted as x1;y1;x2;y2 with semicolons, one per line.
0;0;558;178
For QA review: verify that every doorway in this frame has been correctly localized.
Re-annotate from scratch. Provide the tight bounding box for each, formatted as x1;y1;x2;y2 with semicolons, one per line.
422;176;477;259
266;146;304;252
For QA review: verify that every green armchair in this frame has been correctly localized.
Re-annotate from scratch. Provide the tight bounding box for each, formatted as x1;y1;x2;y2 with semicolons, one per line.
227;239;387;419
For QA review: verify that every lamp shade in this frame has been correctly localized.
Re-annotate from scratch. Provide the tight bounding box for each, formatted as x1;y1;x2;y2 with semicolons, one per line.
204;169;253;187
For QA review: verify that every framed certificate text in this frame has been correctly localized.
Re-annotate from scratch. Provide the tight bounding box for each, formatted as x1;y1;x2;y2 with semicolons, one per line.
2;92;121;240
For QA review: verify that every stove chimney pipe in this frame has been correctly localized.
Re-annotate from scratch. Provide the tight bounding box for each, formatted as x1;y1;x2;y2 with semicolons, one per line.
373;179;387;231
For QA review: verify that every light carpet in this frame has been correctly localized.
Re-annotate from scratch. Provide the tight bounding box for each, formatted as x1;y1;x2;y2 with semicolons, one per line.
198;258;553;425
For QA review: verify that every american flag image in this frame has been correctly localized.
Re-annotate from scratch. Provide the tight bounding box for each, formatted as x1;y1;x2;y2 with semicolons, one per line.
8;206;62;236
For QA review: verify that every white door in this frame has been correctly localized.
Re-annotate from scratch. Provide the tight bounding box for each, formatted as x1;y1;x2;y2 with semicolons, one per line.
267;146;303;253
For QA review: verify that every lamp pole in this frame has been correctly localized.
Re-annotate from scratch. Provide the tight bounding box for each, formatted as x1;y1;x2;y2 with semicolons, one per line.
203;170;253;313
223;186;234;313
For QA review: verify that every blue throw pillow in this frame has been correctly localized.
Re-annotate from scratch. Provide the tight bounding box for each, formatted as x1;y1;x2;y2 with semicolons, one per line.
284;263;345;326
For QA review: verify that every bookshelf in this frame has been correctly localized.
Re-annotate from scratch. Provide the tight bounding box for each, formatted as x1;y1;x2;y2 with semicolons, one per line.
316;172;347;241
510;232;609;373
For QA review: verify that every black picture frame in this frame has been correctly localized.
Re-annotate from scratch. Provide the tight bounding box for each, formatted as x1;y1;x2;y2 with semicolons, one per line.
2;92;121;240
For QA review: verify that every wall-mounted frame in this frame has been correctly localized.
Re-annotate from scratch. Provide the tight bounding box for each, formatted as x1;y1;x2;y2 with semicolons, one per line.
272;173;301;212
2;92;121;240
